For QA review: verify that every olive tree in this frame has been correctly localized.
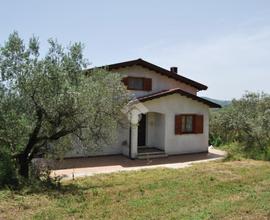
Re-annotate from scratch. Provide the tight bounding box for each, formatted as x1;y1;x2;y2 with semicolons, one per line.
0;32;129;178
210;92;270;151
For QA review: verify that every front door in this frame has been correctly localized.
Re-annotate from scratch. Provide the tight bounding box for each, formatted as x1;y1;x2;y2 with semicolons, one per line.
138;114;146;146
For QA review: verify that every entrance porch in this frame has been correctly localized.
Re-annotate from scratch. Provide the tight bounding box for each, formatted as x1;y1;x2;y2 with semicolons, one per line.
129;109;166;159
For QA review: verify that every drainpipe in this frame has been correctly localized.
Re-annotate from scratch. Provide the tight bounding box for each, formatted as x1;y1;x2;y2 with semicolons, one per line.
129;122;132;159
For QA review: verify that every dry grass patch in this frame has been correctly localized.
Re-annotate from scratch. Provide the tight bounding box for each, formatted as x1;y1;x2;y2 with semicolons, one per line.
0;160;270;219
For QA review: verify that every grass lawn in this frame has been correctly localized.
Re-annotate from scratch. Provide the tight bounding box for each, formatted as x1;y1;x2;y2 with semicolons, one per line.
0;160;270;220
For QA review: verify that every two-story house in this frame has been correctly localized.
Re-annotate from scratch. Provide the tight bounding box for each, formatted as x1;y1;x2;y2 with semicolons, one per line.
67;58;221;159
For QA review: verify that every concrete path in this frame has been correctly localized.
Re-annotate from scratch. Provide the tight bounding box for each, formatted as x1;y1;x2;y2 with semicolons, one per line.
51;148;226;180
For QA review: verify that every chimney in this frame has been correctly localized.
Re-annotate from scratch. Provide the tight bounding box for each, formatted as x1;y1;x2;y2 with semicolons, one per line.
170;67;178;74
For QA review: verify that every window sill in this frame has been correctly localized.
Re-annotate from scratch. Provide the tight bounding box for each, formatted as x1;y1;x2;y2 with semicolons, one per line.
128;88;151;91
175;132;203;135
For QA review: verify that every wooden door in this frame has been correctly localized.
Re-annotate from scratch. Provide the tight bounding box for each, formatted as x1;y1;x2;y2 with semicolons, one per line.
138;114;146;146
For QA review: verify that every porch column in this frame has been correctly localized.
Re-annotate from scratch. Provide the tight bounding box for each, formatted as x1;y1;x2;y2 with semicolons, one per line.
130;111;139;159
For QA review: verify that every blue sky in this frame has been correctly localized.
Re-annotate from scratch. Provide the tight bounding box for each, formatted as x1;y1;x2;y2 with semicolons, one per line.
1;0;270;99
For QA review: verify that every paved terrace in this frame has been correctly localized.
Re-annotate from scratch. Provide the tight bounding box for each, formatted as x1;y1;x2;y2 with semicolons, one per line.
51;148;226;180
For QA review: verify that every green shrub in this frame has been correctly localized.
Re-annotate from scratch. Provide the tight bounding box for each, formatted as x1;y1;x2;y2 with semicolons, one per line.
209;134;223;147
210;92;270;161
0;148;64;190
218;143;270;162
0;150;18;188
263;148;270;161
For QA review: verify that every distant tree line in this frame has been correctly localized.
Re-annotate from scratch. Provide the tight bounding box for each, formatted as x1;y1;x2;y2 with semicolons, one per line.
210;92;270;160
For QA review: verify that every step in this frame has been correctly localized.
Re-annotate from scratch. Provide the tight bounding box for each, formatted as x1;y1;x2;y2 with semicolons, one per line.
137;153;168;159
138;151;166;156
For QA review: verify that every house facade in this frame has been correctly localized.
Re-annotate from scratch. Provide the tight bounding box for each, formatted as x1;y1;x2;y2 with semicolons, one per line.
67;58;221;159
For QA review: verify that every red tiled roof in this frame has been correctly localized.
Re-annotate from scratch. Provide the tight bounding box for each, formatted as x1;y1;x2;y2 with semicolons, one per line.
88;58;208;91
136;88;221;108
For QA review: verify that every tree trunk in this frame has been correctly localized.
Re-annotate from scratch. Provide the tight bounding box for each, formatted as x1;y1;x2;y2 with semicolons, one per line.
17;154;30;179
17;109;43;179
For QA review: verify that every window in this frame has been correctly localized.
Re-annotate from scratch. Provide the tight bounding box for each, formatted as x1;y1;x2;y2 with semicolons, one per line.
122;77;152;91
181;115;193;133
175;114;203;135
128;77;144;90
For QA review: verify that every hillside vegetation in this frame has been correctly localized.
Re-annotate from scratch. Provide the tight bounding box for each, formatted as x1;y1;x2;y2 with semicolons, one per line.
201;97;231;107
210;92;270;161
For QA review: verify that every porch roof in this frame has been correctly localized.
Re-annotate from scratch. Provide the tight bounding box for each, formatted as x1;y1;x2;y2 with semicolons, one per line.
137;88;221;108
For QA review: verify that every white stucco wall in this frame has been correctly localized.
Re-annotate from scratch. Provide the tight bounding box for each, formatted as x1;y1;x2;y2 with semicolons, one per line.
111;65;198;97
65;118;130;158
66;93;209;158
136;94;209;155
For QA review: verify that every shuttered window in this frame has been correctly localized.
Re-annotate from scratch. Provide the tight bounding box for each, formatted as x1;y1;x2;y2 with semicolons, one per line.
194;115;204;133
175;114;204;135
121;77;129;86
175;115;182;134
121;77;152;91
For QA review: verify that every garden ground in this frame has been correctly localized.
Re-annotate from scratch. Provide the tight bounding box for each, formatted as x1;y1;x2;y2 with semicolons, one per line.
0;159;270;219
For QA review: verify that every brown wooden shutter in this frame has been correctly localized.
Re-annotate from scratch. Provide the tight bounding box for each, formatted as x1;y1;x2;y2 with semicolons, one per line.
121;77;129;87
175;115;182;135
143;78;152;91
194;115;204;133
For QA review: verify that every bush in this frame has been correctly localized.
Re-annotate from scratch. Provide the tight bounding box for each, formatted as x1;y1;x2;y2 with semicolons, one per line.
209;134;223;147
30;159;62;190
0;150;18;188
0;149;63;190
0;151;63;190
210;92;270;161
